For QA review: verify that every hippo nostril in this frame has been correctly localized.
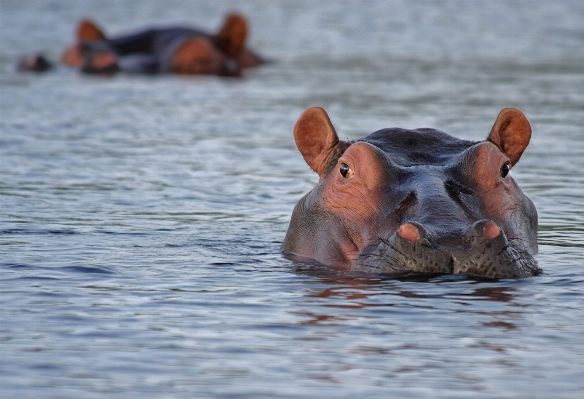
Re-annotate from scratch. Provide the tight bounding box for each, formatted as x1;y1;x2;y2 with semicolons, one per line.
470;220;503;240
484;221;501;239
398;223;420;241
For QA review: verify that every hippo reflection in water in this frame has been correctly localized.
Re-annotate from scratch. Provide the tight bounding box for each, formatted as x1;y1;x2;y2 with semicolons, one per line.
282;107;540;278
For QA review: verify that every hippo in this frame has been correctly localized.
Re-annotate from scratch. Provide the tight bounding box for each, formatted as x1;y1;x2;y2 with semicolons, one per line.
282;107;540;278
17;53;52;72
21;13;265;76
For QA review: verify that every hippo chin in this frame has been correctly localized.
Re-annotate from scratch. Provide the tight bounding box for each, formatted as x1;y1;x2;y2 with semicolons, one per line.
282;107;540;279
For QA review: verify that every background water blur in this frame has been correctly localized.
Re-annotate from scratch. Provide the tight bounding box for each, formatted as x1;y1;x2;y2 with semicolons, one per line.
1;1;583;398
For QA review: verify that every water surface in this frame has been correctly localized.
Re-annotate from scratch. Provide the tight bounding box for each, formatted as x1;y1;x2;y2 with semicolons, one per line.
1;1;584;398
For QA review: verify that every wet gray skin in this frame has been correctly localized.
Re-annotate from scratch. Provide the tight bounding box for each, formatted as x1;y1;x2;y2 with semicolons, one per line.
283;107;540;278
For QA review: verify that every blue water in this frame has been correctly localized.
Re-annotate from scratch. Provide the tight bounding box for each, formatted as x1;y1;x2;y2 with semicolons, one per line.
1;1;584;398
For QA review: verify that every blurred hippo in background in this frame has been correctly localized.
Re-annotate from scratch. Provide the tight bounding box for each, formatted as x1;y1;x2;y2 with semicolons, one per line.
283;107;540;279
17;53;53;72
20;13;265;76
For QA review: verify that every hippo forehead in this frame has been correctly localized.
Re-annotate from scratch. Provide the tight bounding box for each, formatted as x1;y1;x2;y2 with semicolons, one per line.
357;128;478;167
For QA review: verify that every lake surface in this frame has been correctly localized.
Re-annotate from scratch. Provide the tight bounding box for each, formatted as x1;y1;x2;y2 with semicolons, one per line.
1;1;584;398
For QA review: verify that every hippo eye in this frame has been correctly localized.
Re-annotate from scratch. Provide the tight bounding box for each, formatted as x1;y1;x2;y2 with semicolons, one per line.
339;163;353;178
500;162;511;178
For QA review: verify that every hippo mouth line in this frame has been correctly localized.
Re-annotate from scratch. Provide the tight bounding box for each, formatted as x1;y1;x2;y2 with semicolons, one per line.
355;229;540;279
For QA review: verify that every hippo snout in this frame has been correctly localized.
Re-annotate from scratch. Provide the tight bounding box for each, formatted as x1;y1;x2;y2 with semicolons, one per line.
356;220;541;278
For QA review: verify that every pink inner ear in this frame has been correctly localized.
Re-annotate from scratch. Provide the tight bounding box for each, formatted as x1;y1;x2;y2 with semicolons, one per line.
215;14;248;56
488;108;531;166
77;19;106;41
294;107;339;176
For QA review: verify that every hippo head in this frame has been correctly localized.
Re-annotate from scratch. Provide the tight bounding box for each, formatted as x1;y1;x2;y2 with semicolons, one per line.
282;107;540;278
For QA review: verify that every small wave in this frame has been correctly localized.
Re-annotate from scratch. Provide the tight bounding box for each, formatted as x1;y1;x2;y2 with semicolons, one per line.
0;228;78;235
60;266;118;275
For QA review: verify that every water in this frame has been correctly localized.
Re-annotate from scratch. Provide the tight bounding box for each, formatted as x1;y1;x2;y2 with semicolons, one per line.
1;1;584;398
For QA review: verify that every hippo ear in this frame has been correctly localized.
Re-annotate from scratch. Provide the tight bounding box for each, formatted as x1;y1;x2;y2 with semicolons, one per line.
294;107;342;176
487;108;532;166
214;13;248;56
77;19;106;41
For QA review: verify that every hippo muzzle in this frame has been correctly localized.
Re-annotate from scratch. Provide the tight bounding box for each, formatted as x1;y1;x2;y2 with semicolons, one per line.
357;220;539;278
283;107;540;279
